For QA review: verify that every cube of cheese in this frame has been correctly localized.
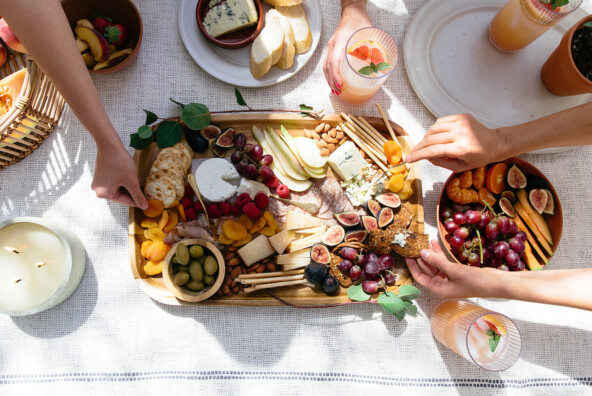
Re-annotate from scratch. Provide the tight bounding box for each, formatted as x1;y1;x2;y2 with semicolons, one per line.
237;235;275;267
203;0;259;38
328;141;367;181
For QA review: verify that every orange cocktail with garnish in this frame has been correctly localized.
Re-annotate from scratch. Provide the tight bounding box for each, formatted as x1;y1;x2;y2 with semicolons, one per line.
431;300;522;371
339;27;398;104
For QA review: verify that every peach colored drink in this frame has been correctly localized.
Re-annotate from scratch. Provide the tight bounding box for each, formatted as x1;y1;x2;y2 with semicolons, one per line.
489;0;583;52
431;300;522;371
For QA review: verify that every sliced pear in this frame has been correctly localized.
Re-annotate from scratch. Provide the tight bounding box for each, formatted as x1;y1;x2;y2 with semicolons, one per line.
294;136;328;168
275;168;312;192
265;127;308;180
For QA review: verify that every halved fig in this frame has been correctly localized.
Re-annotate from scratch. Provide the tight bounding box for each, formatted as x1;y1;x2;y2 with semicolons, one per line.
507;165;527;189
526;175;549;189
543;189;554;215
209;138;226;158
501;190;516;203
310;243;331;265
344;230;368;243
201;125;221;140
375;193;401;209
499;197;515;218
334;211;361;228
365;199;382;217
377;207;394;228
529;189;548;214
361;215;378;231
215;127;236;149
322;225;345;246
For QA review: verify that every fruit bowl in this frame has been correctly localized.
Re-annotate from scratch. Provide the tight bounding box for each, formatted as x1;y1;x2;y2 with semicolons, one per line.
437;157;563;270
62;0;142;74
195;0;264;49
162;239;225;303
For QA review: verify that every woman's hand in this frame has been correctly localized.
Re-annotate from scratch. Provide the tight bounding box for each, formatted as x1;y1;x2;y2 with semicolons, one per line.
405;114;507;172
323;2;372;94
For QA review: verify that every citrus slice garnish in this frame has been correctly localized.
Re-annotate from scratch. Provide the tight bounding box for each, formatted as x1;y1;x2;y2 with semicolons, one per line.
347;39;388;66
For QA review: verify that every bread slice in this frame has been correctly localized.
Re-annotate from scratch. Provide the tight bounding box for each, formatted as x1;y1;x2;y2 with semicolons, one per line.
276;5;311;54
250;12;285;78
266;9;296;70
262;0;305;6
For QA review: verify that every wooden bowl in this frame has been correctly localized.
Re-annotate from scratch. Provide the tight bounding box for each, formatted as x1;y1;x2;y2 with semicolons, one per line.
163;239;225;303
195;0;264;49
437;157;563;266
62;0;143;74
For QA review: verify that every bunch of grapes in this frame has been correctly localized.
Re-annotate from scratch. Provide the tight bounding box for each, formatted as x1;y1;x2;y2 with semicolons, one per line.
336;246;398;293
441;203;527;271
230;133;275;182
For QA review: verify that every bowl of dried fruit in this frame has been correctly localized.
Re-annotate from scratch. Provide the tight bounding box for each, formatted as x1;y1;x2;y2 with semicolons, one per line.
62;0;142;74
437;157;562;272
163;239;225;303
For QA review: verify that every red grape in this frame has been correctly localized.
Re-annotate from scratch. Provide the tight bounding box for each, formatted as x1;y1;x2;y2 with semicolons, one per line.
356;254;368;266
485;222;499;240
349;265;362;280
477;211;493;229
251;145;264;160
508;237;525;256
454;227;470;240
467;252;481;267
258;166;274;180
508;219;518;235
230;150;243;164
497;216;510;234
260;154;273;167
362;280;378;294
465;210;482;224
472;203;485;212
364;261;380;279
340;247;357;261
481;248;491;261
452;203;464;213
498;264;510;271
235;133;247;148
338;259;353;272
243;143;253;154
514;260;526;271
378;255;395;271
472;235;485;246
441;207;453;220
245;164;258;179
444;219;459;233
384;271;396;284
456;249;469;262
367;252;378;264
505;250;520;267
453;213;466;225
449;235;465;248
493;241;510;258
489;255;503;268
515;231;527;241
237;160;248;174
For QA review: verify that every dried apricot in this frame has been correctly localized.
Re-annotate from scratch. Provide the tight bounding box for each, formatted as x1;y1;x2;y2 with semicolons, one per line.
389;163;406;175
140;218;159;229
397;180;414;200
383;140;403;165
163;211;178;233
158;210;169;230
143;199;164;218
140;240;154;257
263;211;278;231
459;170;472;189
145;242;171;262
473;166;486;190
232;234;253;247
218;233;235;245
249;217;266;234
485;163;508;194
259;227;276;237
144;227;165;243
170;200;179;208
178;204;186;222
478;187;497;206
222;220;248;241
387;173;405;193
144;260;163;276
237;214;253;230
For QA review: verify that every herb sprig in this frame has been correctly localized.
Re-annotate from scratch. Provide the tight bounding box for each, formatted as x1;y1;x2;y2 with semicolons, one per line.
347;283;421;321
487;329;501;353
541;0;569;10
358;62;391;76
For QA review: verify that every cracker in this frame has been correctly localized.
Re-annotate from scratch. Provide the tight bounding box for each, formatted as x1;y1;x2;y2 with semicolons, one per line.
144;178;177;208
147;172;184;199
391;231;429;258
387;205;413;234
368;229;395;256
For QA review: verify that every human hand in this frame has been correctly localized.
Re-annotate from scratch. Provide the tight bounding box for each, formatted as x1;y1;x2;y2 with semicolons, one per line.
405;114;507;172
406;240;501;299
91;145;148;209
323;3;372;94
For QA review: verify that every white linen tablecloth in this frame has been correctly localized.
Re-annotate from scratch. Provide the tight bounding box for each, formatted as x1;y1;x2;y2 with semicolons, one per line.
1;0;591;394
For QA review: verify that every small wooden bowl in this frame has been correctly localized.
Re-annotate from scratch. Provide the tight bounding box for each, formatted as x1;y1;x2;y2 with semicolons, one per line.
163;239;225;302
437;157;563;266
62;0;143;74
195;0;264;49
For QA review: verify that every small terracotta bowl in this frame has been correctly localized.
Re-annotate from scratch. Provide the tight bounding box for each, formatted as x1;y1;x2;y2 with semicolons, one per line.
163;239;225;303
62;0;143;74
196;0;264;49
437;157;563;266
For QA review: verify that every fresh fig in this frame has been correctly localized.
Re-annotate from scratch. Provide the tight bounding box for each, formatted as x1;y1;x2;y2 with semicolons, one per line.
501;190;516;203
344;230;368;243
507;164;527;189
377;207;394;228
201;125;221;140
375;193;401;209
310;243;331;265
526;174;548;189
334;211;361;228
529;189;548;214
321;275;340;296
209;138;226;158
365;199;382;217
321;225;345;246
361;216;378;231
543;189;554;215
215;127;236;149
304;262;328;284
184;128;208;153
499;197;515;218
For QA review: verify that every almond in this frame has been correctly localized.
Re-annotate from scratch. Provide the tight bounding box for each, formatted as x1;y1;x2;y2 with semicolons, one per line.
323;123;330;133
230;266;241;279
320;148;330;156
304;129;312;138
227;257;240;267
315;123;325;133
256;264;265;273
329;128;337;138
224;274;232;286
336;131;344;139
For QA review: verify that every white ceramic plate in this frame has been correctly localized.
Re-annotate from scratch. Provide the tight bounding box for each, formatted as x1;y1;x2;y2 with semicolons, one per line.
404;0;591;154
179;0;322;87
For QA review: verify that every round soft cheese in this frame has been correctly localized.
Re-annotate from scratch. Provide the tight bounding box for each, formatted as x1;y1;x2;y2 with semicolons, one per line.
195;158;241;202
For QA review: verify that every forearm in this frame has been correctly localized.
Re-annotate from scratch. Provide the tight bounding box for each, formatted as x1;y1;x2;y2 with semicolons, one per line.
499;103;592;157
0;0;123;152
340;0;369;18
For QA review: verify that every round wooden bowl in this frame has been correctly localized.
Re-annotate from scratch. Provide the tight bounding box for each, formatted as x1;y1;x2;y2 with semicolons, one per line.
163;239;225;303
62;0;143;74
195;0;264;49
437;157;563;266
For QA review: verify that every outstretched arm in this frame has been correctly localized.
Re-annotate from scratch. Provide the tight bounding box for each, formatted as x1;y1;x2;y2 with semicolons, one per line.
0;0;147;209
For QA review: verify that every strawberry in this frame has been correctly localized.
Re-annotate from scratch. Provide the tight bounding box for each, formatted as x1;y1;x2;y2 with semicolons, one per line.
93;16;112;35
276;184;290;199
104;23;127;46
254;193;269;210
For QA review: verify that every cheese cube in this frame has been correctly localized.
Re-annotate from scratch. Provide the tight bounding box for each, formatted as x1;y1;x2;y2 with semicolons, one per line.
237;235;275;267
327;141;367;181
203;0;259;38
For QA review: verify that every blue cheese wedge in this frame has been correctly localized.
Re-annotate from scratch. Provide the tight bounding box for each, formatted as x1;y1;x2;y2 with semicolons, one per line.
341;164;384;207
203;0;258;38
328;141;367;182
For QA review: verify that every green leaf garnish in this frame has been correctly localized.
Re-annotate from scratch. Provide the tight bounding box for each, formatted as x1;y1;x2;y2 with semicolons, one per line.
358;62;391;76
181;103;211;130
137;125;153;139
299;104;313;117
169;98;186;109
143;110;158;125
397;284;421;301
155;121;183;148
235;87;247;107
403;301;418;316
375;62;391;71
358;66;374;75
130;133;152;150
377;292;406;321
347;284;370;301
487;329;501;353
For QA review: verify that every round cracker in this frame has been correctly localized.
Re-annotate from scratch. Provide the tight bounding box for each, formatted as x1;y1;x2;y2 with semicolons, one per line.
144;178;177;208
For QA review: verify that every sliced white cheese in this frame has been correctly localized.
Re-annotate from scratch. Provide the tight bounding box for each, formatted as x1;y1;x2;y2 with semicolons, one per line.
288;232;324;252
282;262;310;271
275;248;311;263
286;211;323;230
268;229;295;254
195;158;241;202
203;0;258;38
328;141;367;181
237;235;275;267
294;225;327;234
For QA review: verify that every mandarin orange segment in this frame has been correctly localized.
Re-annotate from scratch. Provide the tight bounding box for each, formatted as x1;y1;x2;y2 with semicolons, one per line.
158;210;169;230
144;227;165;243
445;178;475;204
238;214;253;230
485;163;508;194
387;173;405;193
478;187;497;206
473;166;486;190
140;218;159;229
218;233;235;245
163;211;179;233
263;211;278;231
144;260;163;276
232;234;253;247
222;220;248;241
145;242;171;262
140;240;154;257
143;199;164;218
459;170;473;189
249;217;266;234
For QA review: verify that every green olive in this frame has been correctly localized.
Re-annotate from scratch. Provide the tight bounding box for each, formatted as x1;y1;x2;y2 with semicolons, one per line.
175;243;190;265
185;280;205;292
204;255;218;275
188;260;204;282
171;255;178;265
203;274;215;285
189;245;204;259
174;271;190;286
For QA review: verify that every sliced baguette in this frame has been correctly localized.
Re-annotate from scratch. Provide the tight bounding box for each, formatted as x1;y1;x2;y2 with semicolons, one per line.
263;0;305;6
250;14;285;78
276;5;312;54
266;9;296;70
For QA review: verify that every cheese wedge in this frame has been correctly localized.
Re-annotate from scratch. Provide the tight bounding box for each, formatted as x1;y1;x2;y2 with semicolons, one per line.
286;211;322;230
250;13;285;78
238;235;276;266
266;10;296;70
268;229;295;254
276;5;311;54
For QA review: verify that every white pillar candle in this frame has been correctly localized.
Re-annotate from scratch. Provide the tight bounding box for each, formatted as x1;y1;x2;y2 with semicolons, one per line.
0;222;67;311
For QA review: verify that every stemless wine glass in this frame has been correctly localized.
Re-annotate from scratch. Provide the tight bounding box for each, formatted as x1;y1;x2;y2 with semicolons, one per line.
338;27;398;104
431;300;522;371
488;0;583;52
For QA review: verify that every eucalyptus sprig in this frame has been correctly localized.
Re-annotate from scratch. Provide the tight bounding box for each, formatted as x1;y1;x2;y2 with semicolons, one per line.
347;283;421;321
358;62;391;76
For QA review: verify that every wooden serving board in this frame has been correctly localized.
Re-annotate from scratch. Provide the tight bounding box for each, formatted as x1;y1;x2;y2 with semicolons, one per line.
128;113;424;306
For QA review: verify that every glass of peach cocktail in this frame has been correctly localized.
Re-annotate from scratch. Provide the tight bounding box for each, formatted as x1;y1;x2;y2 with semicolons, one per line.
339;27;398;104
431;300;522;371
488;0;583;52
